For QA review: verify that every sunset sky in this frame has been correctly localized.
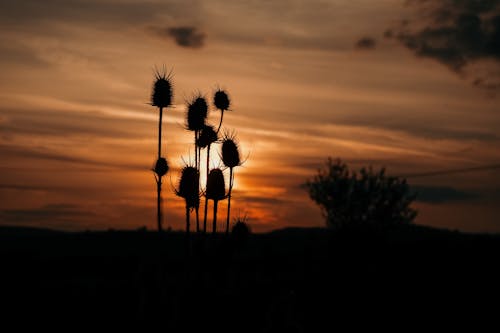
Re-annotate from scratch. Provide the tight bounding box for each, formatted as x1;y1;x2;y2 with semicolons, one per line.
1;0;499;233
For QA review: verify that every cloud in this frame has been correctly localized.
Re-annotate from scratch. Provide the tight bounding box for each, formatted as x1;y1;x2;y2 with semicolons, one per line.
387;0;500;90
0;107;151;140
152;26;206;49
413;185;476;203
355;37;376;50
0;143;145;171
0;43;51;68
0;184;55;192
238;194;288;206
0;204;95;225
0;0;178;28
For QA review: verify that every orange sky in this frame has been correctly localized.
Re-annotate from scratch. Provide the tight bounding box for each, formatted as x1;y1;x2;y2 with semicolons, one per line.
1;0;500;232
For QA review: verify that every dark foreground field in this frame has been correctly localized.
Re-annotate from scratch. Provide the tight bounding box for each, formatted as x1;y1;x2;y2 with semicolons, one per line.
1;225;500;330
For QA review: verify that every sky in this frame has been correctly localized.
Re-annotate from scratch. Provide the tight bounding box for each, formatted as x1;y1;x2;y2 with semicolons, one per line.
0;0;499;233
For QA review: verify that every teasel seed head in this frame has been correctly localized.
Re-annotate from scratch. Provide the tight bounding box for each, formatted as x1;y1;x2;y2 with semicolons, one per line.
176;166;200;209
214;89;230;111
206;168;226;201
151;68;173;108
186;95;208;131
153;157;169;177
221;132;241;168
196;125;218;149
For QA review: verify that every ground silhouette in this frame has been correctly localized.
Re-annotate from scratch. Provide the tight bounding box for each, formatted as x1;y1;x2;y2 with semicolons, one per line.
1;224;499;330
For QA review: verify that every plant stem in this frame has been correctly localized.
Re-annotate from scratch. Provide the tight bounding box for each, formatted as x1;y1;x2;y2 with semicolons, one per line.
226;168;234;235
157;178;162;232
212;200;218;235
203;144;210;234
216;110;224;134
194;131;200;233
158;107;163;159
186;206;191;256
186;206;190;238
157;106;163;233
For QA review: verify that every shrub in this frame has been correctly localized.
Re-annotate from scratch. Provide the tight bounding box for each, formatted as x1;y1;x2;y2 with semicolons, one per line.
305;158;417;231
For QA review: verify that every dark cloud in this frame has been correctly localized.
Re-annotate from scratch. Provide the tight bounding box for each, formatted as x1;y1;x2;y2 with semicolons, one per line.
0;143;145;171
388;0;500;90
0;184;54;192
355;37;376;50
0;107;151;140
412;185;476;203
402;163;500;178
238;194;288;206
0;0;185;28
152;26;206;49
320;112;500;141
0;204;95;225
0;42;51;68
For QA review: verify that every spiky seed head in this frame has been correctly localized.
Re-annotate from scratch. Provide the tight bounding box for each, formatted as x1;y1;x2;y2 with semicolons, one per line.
206;168;226;201
232;220;251;235
214;89;230;111
154;157;169;177
186;96;208;131
231;219;251;245
176;166;200;209
151;70;173;108
196;125;218;148
222;134;240;168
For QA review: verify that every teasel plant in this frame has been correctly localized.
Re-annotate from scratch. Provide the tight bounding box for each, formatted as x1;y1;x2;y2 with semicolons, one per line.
196;125;218;234
186;94;208;232
151;66;173;232
221;131;242;235
206;168;227;235
175;165;200;243
214;88;230;133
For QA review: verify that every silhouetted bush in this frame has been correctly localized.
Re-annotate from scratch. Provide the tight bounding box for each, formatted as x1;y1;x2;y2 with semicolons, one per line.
305;158;417;231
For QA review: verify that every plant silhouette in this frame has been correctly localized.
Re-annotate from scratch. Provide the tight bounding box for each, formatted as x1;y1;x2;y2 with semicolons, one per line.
206;168;226;234
214;88;230;133
305;158;417;231
175;166;200;241
151;68;173;232
231;215;251;250
148;70;245;238
197;124;218;234
221;131;242;234
186;94;208;232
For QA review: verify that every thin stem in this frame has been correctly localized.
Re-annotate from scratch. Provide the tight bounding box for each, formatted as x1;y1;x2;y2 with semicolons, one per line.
203;144;211;234
158;107;163;159
194;131;198;170
157;178;162;232
195;204;200;233
186;206;190;237
212;200;218;235
216;110;225;134
186;206;191;256
194;131;200;233
226;168;234;235
157;106;163;233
